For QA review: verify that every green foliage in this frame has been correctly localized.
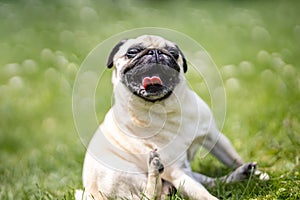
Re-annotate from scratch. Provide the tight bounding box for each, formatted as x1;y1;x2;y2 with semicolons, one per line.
0;0;299;199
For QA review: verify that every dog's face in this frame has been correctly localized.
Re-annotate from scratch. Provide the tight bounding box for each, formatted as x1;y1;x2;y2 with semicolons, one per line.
107;35;187;102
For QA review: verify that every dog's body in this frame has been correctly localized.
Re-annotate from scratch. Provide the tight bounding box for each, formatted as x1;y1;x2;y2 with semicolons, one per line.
80;35;265;200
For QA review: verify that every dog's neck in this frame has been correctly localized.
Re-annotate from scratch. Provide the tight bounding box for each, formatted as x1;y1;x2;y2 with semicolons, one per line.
112;76;187;128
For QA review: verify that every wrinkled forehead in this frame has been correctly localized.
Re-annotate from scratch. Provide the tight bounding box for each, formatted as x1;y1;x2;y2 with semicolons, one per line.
132;35;175;48
116;35;176;57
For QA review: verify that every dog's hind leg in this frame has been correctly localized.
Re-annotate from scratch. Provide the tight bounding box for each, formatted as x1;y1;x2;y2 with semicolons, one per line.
145;149;164;200
191;162;257;187
202;129;244;168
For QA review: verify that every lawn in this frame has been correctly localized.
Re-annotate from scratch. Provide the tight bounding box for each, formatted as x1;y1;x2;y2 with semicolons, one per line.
0;0;299;199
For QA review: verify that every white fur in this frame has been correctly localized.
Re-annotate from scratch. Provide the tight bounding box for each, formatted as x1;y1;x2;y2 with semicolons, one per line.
79;36;260;200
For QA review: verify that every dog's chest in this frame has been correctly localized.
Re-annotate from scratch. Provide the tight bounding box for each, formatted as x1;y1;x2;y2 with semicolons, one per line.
106;90;212;155
125;103;205;146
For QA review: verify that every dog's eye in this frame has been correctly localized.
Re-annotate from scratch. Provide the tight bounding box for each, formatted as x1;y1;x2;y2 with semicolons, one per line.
169;50;179;60
126;48;140;58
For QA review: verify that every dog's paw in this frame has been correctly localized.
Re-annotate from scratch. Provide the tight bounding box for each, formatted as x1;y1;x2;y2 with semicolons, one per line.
225;162;257;183
148;149;164;175
254;169;270;181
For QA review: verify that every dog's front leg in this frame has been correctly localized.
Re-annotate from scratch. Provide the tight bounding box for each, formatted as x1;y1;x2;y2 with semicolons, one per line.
163;166;218;200
145;150;164;200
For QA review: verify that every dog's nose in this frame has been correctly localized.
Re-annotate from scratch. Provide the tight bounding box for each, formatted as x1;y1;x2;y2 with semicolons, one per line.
147;49;163;62
147;49;162;55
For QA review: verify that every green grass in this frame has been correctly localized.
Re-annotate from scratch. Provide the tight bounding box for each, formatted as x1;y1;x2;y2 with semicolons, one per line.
0;0;300;199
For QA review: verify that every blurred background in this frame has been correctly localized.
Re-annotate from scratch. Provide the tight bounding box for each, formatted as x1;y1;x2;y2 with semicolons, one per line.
0;0;299;199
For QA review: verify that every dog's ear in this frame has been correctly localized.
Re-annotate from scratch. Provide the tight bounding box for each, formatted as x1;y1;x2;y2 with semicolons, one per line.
176;45;188;73
182;55;188;73
107;39;127;68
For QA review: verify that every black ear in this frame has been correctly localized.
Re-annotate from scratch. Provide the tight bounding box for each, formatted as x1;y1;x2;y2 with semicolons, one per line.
176;45;188;73
182;56;188;73
106;39;127;68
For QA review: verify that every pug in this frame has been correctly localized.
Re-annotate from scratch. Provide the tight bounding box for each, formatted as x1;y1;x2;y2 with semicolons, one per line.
80;35;267;200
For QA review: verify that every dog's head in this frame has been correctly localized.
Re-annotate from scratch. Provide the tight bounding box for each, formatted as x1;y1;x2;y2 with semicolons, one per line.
107;35;187;102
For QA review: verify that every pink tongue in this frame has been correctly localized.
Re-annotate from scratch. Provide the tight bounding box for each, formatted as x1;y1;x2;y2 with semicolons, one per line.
142;76;163;89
